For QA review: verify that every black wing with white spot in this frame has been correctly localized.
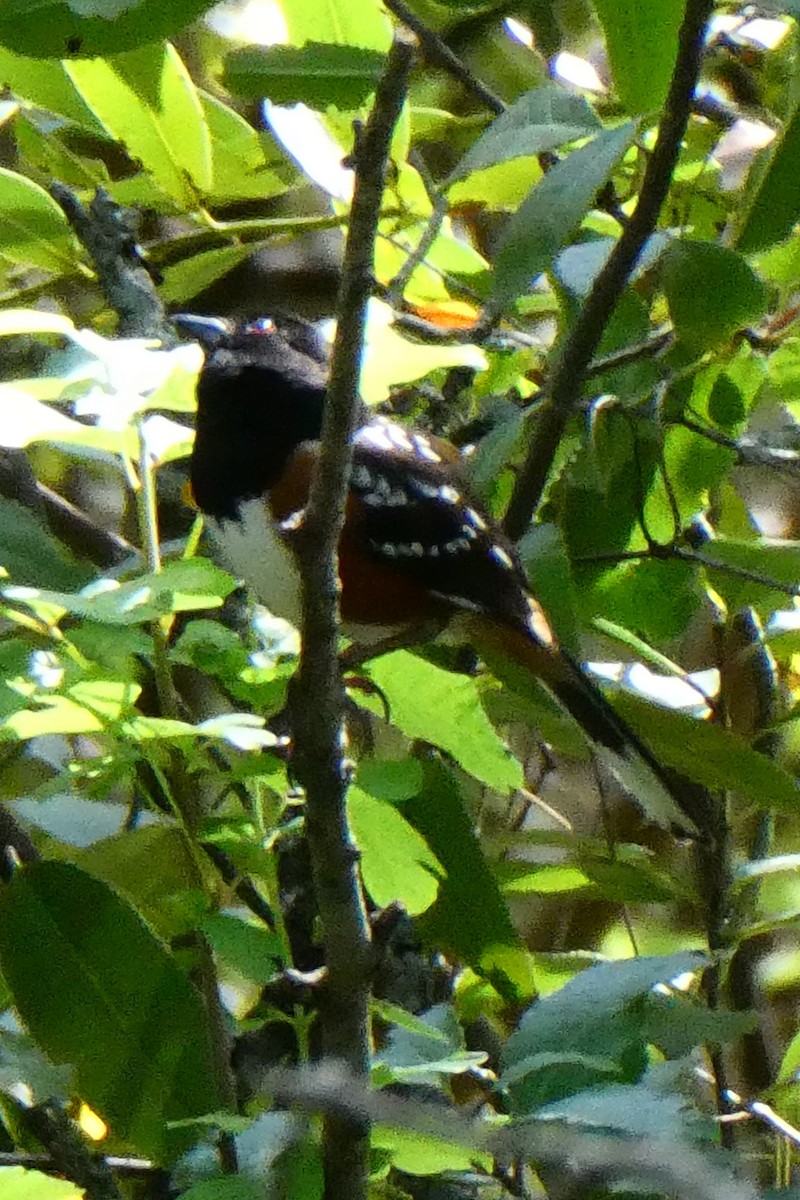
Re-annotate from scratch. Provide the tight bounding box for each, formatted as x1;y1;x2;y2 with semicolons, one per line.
350;420;537;635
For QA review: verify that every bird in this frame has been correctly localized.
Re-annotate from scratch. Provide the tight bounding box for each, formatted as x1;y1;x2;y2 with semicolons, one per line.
177;313;696;832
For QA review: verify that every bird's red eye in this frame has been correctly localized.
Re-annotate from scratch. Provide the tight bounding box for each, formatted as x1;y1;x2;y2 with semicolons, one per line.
246;318;276;336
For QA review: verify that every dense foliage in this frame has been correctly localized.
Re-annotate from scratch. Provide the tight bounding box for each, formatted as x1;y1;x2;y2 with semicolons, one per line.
0;1;799;1197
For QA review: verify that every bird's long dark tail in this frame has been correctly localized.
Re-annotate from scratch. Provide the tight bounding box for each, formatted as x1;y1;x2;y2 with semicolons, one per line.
471;619;703;835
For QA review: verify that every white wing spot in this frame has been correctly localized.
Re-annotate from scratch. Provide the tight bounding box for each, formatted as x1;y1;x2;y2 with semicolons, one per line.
412;479;440;500
528;598;555;647
464;507;487;531
444;537;471;554
351;463;372;489
462;525;478;541
411;433;442;463
279;509;305;532
410;542;424;557
438;485;461;504
378;542;397;557
489;544;514;570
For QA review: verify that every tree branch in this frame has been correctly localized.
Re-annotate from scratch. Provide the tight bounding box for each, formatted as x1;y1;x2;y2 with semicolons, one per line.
503;0;715;541
289;31;417;1200
50;184;171;342
383;0;504;114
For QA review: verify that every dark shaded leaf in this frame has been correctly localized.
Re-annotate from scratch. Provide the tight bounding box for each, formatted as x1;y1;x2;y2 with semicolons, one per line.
613;691;800;809
661;241;768;350
737;97;800;253
404;759;533;1002
0;862;222;1160
449;82;601;180
224;43;385;108
0;0;217;58
492;122;635;306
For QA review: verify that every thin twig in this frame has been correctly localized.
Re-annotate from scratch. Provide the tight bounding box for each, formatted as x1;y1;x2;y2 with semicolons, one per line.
289;31;417;1200
503;0;715;540
20;1102;122;1200
383;0;504;114
576;541;800;599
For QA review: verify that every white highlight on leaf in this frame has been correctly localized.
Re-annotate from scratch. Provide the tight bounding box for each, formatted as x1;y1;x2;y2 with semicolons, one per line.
264;101;354;201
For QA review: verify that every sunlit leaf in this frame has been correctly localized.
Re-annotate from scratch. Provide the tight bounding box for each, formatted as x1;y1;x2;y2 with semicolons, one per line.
66;44;212;204
0;169;79;272
594;0;685;114
348;787;442;916
367;651;523;794
0;1167;83;1200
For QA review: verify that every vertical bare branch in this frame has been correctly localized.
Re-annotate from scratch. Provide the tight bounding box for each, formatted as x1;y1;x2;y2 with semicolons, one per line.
503;0;715;541
289;30;417;1200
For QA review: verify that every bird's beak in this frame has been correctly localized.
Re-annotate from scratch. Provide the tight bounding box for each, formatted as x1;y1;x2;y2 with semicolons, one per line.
171;313;231;349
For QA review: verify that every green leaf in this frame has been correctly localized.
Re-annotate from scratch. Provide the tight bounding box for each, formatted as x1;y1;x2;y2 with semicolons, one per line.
0;497;93;590
359;299;486;406
200;913;283;984
403;759;532;1001
0;1167;83;1200
501;952;707;1112
373;1125;485;1175
737;97;800;253
75;825;200;940
356;757;423;801
613;692;800;810
348;787;442;916
0;862;222;1161
500;864;594;895
159;243;262;307
224;43;386;108
492;122;636;306
378;1001;486;1081
594;0;685;114
697;536;800;613
0;169;79;273
641;992;756;1058
0;45;104;128
281;0;390;50
537;1079;706;1140
65;43;212;205
201;92;287;204
4;558;237;627
518;522;580;656
177;1180;264;1200
366;651;523;793
661;241;768;350
448;82;601;181
0;0;218;58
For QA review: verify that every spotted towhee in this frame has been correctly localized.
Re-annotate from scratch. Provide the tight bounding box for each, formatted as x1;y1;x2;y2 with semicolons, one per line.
179;314;692;829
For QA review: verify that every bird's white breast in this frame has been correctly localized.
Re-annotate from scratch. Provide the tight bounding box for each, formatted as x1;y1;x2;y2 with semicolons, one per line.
207;499;303;627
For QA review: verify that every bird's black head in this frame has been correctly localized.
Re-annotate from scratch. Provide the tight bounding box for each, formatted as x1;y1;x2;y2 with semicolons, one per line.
175;315;328;520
